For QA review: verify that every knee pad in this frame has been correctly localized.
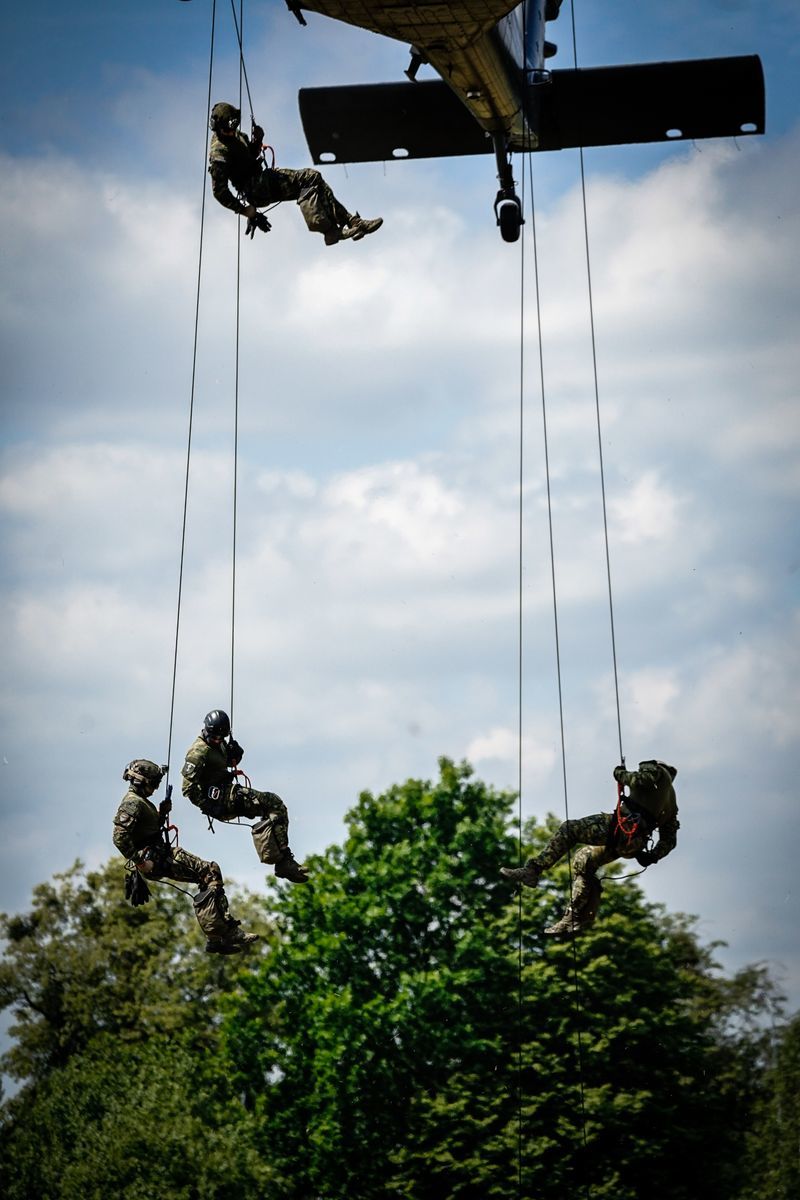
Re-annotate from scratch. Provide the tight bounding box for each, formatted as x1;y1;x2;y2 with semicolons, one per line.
573;846;595;873
200;861;223;888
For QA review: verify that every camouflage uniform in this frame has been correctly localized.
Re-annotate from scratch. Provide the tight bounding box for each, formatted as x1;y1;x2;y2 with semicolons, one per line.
181;735;286;826
504;760;679;935
208;128;352;236
181;732;307;880
113;782;246;948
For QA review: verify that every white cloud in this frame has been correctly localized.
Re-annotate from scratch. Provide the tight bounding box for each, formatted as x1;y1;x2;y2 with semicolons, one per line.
1;49;799;1018
466;726;556;781
609;470;684;545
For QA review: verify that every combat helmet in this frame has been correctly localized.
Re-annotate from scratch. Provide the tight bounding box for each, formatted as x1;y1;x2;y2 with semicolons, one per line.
209;102;240;134
640;759;678;781
203;710;231;740
123;760;167;792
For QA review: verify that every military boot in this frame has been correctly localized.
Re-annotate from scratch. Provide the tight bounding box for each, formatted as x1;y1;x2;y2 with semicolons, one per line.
500;861;542;888
274;849;310;884
544;907;583;938
206;923;259;954
341;214;383;241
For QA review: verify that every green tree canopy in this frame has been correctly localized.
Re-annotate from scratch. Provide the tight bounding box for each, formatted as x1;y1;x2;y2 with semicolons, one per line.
0;858;270;1199
221;758;787;1200
740;1010;800;1199
0;859;260;1082
0;761;792;1200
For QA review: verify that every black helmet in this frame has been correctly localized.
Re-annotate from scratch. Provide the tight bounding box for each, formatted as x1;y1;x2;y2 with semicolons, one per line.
209;102;240;134
203;710;231;739
123;760;167;790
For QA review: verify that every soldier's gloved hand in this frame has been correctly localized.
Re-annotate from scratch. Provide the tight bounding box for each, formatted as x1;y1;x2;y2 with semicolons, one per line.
125;869;151;906
227;738;244;766
636;850;657;868
250;124;265;147
245;211;271;239
613;764;626;782
158;797;172;819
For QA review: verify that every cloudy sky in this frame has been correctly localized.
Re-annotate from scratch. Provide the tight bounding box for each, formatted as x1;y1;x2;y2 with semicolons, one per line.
2;0;799;1015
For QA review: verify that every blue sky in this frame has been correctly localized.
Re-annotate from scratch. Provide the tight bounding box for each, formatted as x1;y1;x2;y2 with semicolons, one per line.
1;0;799;1028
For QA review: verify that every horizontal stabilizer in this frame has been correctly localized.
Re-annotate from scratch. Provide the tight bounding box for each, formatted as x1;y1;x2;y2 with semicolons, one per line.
536;56;765;150
298;55;764;165
299;79;489;163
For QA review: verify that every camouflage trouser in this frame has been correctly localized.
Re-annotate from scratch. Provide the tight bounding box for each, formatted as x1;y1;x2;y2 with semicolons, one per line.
209;784;291;859
250;166;351;234
536;811;649;924
143;846;238;942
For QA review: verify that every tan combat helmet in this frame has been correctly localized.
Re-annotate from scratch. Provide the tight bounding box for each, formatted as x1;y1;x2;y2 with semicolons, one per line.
123;760;167;794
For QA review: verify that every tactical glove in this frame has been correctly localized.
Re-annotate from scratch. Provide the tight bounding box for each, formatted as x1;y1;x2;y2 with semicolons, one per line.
251;124;265;147
159;796;172;819
125;868;151;906
245;211;271;239
227;738;244;766
613;764;626;782
636;850;657;868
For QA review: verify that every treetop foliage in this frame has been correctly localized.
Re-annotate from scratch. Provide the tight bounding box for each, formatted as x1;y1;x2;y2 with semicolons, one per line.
0;758;794;1199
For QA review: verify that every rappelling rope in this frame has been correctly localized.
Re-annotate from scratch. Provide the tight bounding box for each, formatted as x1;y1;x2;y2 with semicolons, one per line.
525;148;591;1200
228;0;256;123
514;136;527;1200
222;0;262;836
166;0;218;783
567;0;624;766
214;0;254;835
230;0;245;733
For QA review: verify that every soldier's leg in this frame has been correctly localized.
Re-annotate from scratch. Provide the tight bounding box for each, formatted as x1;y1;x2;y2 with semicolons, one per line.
165;847;258;953
265;166;350;233
545;843;619;937
501;812;613;887
224;785;309;884
538;813;614;870
263;166;381;244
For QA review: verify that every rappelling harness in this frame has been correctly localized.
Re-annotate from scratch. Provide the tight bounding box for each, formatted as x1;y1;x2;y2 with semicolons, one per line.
240;116;277;238
124;783;187;905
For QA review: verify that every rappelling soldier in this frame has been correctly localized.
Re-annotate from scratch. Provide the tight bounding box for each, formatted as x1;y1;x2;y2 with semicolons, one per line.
113;759;258;955
500;759;679;936
181;710;309;883
208;101;383;245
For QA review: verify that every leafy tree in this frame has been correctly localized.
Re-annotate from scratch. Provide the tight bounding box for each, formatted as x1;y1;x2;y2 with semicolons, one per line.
0;858;270;1199
739;1010;800;1199
1;766;793;1200
223;758;521;1198
0;1034;271;1200
0;859;259;1083
222;761;784;1200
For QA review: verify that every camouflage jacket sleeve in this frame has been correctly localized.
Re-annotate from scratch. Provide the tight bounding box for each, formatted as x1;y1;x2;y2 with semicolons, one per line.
113;809;138;859
209;161;249;215
613;763;657;791
208;130;261;215
651;810;680;862
181;738;206;803
112;793;160;859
